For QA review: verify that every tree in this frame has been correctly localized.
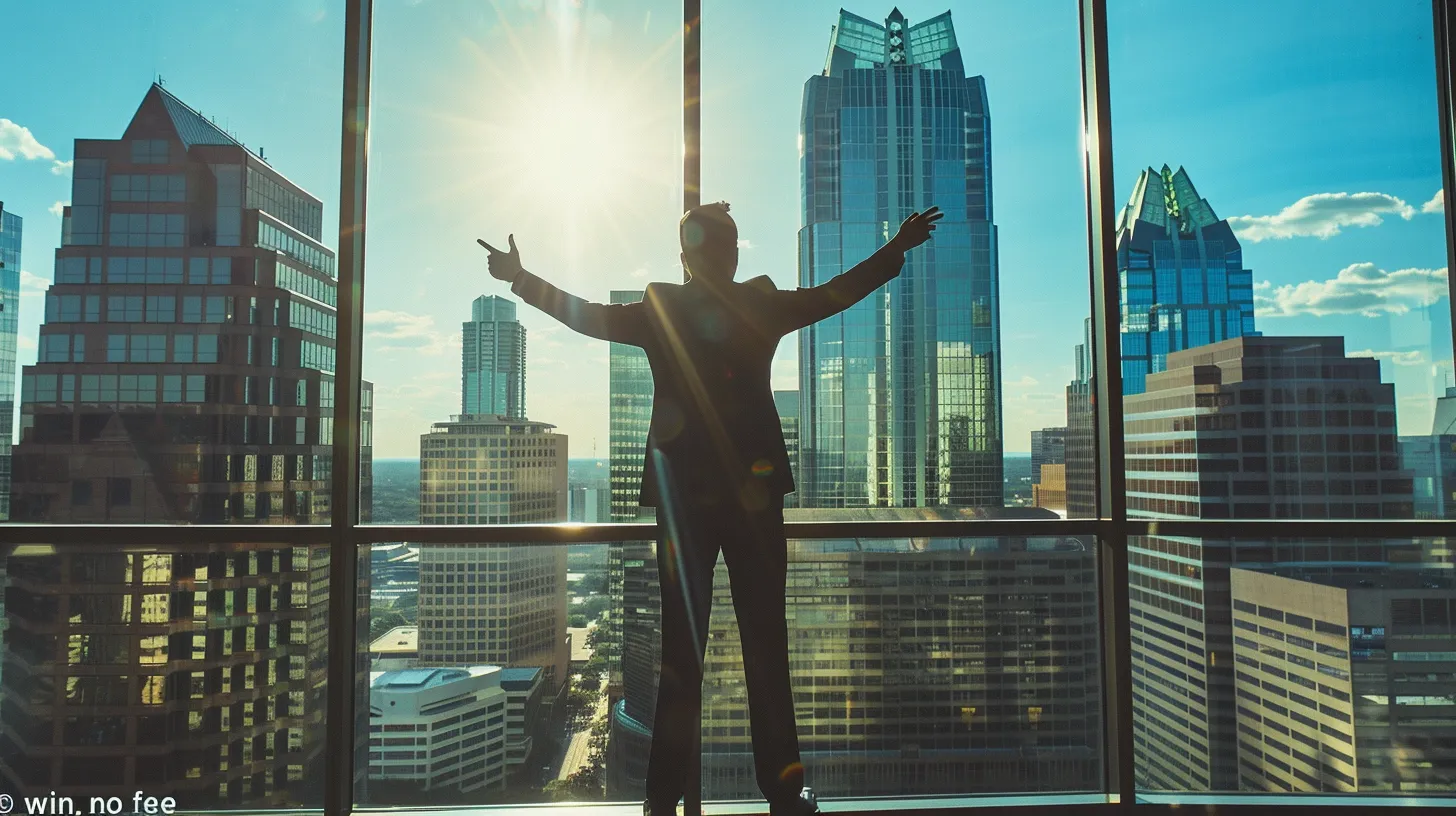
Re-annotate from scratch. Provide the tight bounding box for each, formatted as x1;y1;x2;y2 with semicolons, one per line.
568;614;588;628
369;611;408;641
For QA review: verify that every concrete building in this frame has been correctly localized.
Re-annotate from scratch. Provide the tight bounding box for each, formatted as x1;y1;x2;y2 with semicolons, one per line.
367;667;512;800
371;625;420;672
1230;569;1456;792
1030;427;1066;487
1033;463;1067;514
416;415;569;697
1124;336;1416;792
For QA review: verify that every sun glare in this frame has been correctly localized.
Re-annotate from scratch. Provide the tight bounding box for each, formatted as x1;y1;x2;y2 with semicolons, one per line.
506;85;638;207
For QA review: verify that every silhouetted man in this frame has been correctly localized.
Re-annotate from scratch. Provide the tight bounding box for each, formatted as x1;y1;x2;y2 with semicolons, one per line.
479;203;941;816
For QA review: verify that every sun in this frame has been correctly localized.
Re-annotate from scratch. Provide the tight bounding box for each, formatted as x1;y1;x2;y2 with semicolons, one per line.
503;82;645;210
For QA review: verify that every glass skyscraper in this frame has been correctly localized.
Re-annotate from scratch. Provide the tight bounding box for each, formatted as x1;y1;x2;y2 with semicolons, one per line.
1117;165;1256;395
798;8;1003;509
0;201;19;521
1;84;368;805
461;294;525;419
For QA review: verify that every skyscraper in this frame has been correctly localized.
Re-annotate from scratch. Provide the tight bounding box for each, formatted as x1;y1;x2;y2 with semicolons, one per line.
774;389;800;508
700;509;1102;798
0;201;19;521
1124;336;1417;792
798;8;1003;509
415;415;569;696
2;83;366;805
1116;165;1256;395
1030;427;1067;486
462;294;525;419
1399;386;1456;519
1065;318;1096;519
604;289;657;797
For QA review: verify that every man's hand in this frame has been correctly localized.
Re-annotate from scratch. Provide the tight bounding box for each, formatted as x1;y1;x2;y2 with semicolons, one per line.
477;234;524;283
889;206;944;252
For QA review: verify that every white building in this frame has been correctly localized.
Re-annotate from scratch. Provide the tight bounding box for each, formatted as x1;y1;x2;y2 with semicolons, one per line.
368;667;512;798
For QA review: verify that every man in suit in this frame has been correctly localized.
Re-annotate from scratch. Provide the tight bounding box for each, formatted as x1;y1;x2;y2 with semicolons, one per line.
479;203;941;815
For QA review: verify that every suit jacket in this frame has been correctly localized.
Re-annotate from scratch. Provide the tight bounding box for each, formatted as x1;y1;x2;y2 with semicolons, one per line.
510;243;906;509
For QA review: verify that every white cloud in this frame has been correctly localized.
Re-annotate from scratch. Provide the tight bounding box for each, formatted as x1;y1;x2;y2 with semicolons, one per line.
50;159;72;176
19;270;51;295
737;239;755;250
1255;263;1448;318
48;201;65;218
1007;374;1040;388
17;336;35;352
1424;189;1445;214
630;268;648;279
1348;349;1426;367
0;119;54;161
1228;192;1416;242
365;310;456;355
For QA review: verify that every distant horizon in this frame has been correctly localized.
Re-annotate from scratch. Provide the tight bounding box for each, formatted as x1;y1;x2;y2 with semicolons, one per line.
372;453;1037;462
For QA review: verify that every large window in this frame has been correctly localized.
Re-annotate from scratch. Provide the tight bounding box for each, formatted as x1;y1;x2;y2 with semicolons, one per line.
1;0;1454;814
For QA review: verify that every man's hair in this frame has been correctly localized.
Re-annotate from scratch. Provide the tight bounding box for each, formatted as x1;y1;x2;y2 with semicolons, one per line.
679;201;737;272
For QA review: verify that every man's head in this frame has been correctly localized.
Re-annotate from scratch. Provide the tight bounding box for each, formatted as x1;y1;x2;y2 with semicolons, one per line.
680;201;738;283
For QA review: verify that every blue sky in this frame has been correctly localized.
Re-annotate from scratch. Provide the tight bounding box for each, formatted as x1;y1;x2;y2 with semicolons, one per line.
0;0;1449;461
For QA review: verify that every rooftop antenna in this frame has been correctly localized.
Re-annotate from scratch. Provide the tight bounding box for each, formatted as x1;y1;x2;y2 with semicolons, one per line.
157;74;165;88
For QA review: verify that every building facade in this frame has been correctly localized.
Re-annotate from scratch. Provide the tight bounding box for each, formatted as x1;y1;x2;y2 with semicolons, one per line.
1399;386;1456;519
0;201;20;521
1030;427;1066;487
462;295;525;419
775;389;800;508
798;8;1003;510
1065;318;1096;519
699;508;1101;798
416;415;569;696
1116;165;1256;395
1230;569;1456;792
367;667;511;801
1123;336;1416;792
0;84;368;806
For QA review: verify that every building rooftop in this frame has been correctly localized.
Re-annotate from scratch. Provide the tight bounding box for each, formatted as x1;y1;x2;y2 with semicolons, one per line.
567;627;594;663
370;626;418;655
499;667;542;691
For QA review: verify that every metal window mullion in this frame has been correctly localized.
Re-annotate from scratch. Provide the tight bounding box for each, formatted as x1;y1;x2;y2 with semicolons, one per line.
326;1;372;815
1079;0;1135;802
1437;0;1456;361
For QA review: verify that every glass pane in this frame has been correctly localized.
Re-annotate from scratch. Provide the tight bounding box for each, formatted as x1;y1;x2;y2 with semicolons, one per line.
3;2;346;524
1128;534;1456;799
1110;0;1456;796
362;533;1100;805
0;540;330;806
702;0;1092;518
360;0;683;527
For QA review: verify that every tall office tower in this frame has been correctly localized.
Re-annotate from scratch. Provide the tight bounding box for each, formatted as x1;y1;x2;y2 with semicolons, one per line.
604;290;657;797
1065;318;1096;518
699;508;1102;798
1399;386;1456;519
462;295;525;419
774;389;800;508
1230;569;1456;792
1124;336;1417;792
0;201;19;521
0;84;368;805
1116;165;1256;395
1030;427;1067;486
415;415;569;698
1032;464;1067;514
568;485;611;522
798;8;1003;509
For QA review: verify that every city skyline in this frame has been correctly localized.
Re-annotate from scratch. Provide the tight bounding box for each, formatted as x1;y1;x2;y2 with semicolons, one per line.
0;1;1447;462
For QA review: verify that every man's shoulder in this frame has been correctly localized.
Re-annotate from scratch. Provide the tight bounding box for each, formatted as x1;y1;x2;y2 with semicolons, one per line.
741;275;778;293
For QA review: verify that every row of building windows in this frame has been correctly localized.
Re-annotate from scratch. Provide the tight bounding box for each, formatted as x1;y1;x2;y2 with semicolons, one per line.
108;213;185;247
110;173;186;203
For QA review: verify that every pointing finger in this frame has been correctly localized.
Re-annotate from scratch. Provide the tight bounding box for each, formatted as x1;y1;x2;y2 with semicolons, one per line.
477;238;502;254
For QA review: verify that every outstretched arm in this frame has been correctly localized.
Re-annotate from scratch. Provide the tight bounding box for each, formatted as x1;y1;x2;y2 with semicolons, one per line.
478;235;646;346
772;207;944;334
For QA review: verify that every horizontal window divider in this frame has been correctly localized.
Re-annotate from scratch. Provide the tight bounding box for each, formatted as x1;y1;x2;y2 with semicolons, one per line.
0;523;332;547
1125;519;1456;539
356;519;1106;544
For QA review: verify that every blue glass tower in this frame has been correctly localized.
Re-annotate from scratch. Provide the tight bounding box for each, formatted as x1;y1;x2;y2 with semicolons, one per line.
1117;165;1256;394
799;8;1003;508
0;202;19;520
461;294;525;418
